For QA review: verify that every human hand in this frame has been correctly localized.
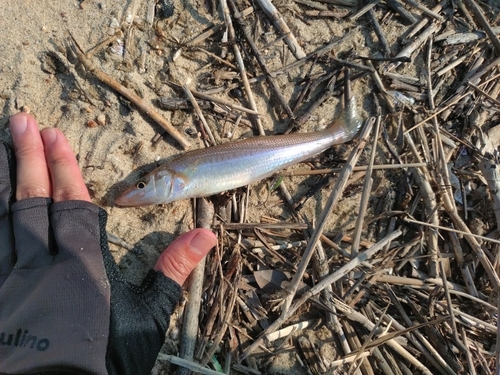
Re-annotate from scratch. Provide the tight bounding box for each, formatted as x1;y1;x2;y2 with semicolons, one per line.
0;112;217;374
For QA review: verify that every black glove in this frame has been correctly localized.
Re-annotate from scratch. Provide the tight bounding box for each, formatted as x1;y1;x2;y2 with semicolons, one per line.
0;142;181;374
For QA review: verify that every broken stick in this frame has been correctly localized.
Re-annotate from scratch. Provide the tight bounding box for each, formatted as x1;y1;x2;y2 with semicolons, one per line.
68;33;191;150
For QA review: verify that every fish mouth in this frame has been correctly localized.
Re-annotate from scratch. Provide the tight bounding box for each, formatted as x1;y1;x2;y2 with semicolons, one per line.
115;192;138;206
115;188;150;207
114;193;131;206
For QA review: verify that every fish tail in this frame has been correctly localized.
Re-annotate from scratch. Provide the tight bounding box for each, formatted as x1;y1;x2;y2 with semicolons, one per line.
327;96;363;143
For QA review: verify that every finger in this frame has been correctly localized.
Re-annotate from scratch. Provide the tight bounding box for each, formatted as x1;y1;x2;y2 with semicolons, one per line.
154;228;217;285
41;128;91;202
9;112;51;200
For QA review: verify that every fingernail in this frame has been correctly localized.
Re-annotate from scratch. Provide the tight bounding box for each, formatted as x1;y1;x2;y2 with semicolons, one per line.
189;231;217;255
9;113;28;136
41;128;57;145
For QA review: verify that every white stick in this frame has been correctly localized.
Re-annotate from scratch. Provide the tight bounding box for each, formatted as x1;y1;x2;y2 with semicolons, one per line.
255;0;306;59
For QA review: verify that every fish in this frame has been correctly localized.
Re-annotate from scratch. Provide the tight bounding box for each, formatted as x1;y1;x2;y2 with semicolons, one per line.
115;96;363;207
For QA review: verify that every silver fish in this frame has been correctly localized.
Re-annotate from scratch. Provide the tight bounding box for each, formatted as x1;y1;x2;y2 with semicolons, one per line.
116;96;362;206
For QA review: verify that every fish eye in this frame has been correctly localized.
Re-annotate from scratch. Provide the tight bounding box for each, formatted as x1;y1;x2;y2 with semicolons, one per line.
136;181;146;189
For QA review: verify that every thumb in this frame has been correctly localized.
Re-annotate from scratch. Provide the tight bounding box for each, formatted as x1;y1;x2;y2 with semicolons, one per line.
154;228;217;286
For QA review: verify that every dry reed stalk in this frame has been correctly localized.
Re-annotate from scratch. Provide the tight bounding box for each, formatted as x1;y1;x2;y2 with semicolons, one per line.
168;82;261;116
228;0;295;121
283;115;376;312
351;110;381;257
383;22;442;73
177;198;214;375
159;354;225;375
254;0;306;60
241;228;403;359
182;84;218;146
67;33;192;150
461;0;500;53
220;0;265;136
332;297;435;375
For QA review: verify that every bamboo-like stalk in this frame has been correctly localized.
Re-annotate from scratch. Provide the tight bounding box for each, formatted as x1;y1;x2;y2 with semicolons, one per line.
351;110;381;257
283;115;375;312
241;228;403;360
221;0;265;135
255;0;306;60
178;198;214;375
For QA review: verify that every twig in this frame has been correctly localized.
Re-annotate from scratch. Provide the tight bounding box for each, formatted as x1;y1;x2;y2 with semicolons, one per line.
401;0;447;42
303;9;350;18
350;0;380;22
106;231;134;251
458;325;477;375
384;291;457;374
265;319;320;342
293;0;328;10
351;111;381;257
401;72;500;134
178;198;214;375
159;354;225;375
286;70;337;133
314;0;357;6
386;0;418;24
330;351;372;367
182;84;218;145
283;115;375;311
400;0;444;21
227;0;295;121
67;33;191;150
240;229;403;360
221;0;265;135
468;81;500;107
383;21;442;73
255;26;360;79
440;58;500;120
441;27;500;45
308;219;340;335
255;0;306;59
282;162;428;176
402;217;500;245
448;229;479;298
368;60;396;113
461;0;500;54
186;24;224;46
168;82;261;115
333;297;435;375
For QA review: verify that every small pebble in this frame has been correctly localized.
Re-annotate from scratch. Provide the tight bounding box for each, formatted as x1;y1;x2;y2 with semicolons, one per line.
229;88;243;99
87;120;98;128
158;0;175;19
125;13;134;24
110;17;120;28
96;114;106;126
184;127;196;136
